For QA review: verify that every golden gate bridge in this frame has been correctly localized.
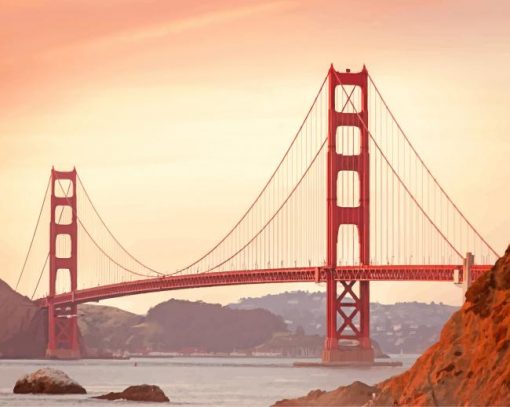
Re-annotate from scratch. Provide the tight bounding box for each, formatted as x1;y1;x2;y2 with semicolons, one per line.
15;65;499;362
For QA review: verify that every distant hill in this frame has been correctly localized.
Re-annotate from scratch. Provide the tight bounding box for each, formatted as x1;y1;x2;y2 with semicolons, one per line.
124;299;287;354
0;279;288;358
0;280;46;358
78;304;142;356
78;299;287;356
230;291;459;353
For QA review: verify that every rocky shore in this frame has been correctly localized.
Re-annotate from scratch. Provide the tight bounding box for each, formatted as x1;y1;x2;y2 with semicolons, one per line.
274;246;510;406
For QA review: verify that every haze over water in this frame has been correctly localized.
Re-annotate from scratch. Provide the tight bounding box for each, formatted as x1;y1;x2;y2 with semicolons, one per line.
0;356;417;406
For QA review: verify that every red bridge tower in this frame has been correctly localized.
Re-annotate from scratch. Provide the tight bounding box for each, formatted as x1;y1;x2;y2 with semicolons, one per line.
46;168;80;359
323;65;374;363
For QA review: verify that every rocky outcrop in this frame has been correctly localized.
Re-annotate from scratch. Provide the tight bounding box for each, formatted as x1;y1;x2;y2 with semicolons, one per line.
94;384;169;402
273;245;510;406
0;280;47;358
275;381;377;406
13;368;86;394
372;245;510;406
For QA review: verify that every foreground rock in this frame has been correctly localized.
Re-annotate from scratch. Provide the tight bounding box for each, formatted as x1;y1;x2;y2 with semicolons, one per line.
94;384;169;402
274;245;510;406
13;368;86;394
275;381;377;406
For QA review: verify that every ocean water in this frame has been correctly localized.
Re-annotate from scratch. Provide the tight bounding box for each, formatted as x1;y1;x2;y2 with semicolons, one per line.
0;355;418;406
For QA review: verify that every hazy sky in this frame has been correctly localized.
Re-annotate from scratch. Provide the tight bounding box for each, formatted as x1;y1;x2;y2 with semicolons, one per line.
1;0;509;314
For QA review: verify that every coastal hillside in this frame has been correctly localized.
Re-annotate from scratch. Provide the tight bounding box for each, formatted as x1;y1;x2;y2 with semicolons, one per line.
79;299;287;355
274;246;510;406
78;304;142;357
0;280;46;358
128;299;287;353
231;292;458;353
0;285;288;357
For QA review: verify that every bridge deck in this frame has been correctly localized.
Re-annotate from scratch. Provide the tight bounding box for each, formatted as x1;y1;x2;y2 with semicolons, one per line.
36;264;491;307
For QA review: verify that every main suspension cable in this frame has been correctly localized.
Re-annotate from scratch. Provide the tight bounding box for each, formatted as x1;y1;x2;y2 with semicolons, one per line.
77;174;164;276
16;175;51;291
175;74;328;274
333;70;463;259
368;75;498;258
58;179;159;279
30;180;72;299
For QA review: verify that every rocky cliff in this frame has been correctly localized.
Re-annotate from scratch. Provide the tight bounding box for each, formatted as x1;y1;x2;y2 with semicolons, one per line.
274;246;510;406
0;280;47;358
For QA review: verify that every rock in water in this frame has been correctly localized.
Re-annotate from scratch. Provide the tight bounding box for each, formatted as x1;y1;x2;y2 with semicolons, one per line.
13;368;86;394
273;245;510;406
94;384;169;402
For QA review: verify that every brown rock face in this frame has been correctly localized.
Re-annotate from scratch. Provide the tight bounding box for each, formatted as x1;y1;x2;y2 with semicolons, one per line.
273;245;510;406
274;381;377;406
13;368;86;394
94;384;169;402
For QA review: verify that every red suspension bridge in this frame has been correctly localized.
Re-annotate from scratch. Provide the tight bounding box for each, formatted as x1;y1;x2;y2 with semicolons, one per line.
15;65;499;361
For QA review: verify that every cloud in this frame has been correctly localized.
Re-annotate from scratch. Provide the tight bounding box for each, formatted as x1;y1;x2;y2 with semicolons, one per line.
80;1;296;51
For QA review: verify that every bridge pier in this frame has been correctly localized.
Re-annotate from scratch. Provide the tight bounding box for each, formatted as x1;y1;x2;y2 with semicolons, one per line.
46;303;80;359
322;276;373;363
46;168;81;359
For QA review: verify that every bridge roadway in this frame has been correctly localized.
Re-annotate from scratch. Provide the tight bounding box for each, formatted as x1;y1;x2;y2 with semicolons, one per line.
36;264;491;307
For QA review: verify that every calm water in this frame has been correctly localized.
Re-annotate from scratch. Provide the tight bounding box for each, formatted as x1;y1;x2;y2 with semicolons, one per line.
0;356;418;406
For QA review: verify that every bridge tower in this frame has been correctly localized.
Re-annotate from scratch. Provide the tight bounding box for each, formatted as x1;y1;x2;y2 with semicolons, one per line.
322;65;374;363
46;168;80;359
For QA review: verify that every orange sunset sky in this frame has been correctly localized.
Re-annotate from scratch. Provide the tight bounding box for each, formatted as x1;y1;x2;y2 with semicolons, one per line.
1;0;509;314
